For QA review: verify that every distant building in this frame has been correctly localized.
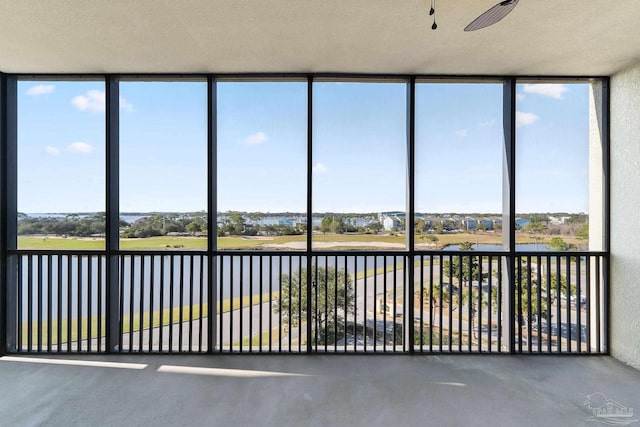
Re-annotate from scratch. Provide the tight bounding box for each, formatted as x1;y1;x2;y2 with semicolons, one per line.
479;219;494;230
383;217;399;231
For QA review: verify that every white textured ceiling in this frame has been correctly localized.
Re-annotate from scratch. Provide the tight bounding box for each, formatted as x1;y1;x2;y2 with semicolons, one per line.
0;0;639;76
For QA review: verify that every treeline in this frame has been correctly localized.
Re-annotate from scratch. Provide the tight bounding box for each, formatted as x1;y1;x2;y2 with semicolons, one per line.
17;211;305;238
217;211;304;237
18;213;110;237
318;215;382;234
121;213;207;238
17;213;208;238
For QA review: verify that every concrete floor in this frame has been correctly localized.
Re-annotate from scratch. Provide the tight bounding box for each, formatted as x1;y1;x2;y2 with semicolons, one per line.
0;354;638;427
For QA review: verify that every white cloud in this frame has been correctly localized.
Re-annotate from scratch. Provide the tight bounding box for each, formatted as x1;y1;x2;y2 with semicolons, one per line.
312;162;328;174
516;111;539;128
454;129;468;138
242;131;269;145
67;141;95;154
26;85;55;96
45;146;60;156
522;84;568;100
516;94;525;102
479;120;496;128
119;96;134;112
72;90;133;113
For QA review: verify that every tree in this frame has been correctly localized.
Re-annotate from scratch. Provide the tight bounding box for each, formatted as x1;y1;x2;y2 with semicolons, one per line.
420;233;439;248
366;221;383;234
459;241;474;251
576;223;589;241
548;237;571;251
442;244;488;338
522;221;548;250
320;216;333;234
511;259;574;328
275;266;354;345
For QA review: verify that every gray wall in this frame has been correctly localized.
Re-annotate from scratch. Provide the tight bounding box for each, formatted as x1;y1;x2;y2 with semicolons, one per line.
611;63;640;369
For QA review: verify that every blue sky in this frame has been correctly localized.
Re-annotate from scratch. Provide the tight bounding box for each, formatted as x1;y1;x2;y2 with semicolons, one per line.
17;80;590;214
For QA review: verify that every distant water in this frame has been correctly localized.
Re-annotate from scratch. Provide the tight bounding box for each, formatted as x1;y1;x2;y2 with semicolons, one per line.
23;213;147;223
443;243;583;252
444;243;541;251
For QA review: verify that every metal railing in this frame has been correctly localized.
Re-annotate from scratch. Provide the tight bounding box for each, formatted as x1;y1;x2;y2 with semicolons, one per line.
7;250;608;354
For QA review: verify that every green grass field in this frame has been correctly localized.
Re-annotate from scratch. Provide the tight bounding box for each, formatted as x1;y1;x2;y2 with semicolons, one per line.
17;232;582;251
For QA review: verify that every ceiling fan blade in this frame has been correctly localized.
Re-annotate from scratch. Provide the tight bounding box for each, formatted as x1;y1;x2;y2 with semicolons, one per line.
464;0;519;32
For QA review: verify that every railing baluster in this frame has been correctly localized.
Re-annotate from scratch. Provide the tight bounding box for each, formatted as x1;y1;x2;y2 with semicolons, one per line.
199;254;204;353
374;255;378;353
419;255;424;352
67;255;72;353
487;256;492;353
219;255;224;352
47;255;53;352
288;255;293;352
139;256;145;352
179;255;185;352
467;254;471;352
37;255;43;352
97;256;103;352
478;255;482;352
267;255;272;353
238;256;243;353
17;256;23;351
87;256;93;352
189;255;194;352
118;256;125;352
576;255;582;352
229;255;234;352
57;255;63;352
536;255;542;353
429;255;434;353
527;254;532;353
250;255;254;352
555;256;561;353
497;256;502;352
393;257;398;352
169;256;174;352
383;256;387;353
149;256;155;352
586;255;591;353
299;256;303;353
595;256;601;353
129;255;135;352
546;256;551;352
259;256;263;352
565;255;571;352
27;256;33;352
159;256;165;351
277;256;281;353
325;257;329;352
78;256;84;351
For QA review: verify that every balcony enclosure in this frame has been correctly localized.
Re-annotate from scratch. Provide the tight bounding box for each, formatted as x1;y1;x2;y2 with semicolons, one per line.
1;76;607;355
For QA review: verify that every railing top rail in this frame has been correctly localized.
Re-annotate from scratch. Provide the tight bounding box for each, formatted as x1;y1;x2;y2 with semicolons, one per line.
9;248;608;257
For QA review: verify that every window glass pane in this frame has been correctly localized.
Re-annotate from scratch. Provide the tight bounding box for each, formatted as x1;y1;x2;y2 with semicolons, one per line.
312;82;407;250
415;83;503;251
18;81;105;250
515;83;590;251
217;81;307;250
120;81;207;250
